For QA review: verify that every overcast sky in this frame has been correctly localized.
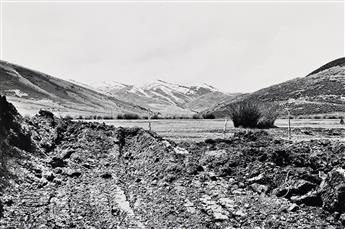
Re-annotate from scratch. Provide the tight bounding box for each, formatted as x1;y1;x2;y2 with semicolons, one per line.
1;1;344;92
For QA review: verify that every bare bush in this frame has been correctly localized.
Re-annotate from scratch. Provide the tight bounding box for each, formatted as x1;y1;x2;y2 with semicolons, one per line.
202;113;216;119
192;114;202;119
257;105;278;129
122;113;140;120
228;102;277;129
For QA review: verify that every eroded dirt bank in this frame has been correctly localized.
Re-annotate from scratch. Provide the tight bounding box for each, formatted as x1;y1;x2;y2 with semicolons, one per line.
1;96;345;228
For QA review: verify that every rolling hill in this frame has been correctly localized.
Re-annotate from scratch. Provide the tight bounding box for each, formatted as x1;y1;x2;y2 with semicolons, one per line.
0;60;148;117
207;57;345;117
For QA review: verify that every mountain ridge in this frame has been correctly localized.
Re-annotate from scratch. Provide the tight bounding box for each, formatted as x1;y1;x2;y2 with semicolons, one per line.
83;79;237;115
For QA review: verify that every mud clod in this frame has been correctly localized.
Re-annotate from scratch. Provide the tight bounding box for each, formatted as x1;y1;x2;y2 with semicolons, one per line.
38;110;54;119
49;157;66;168
100;173;112;179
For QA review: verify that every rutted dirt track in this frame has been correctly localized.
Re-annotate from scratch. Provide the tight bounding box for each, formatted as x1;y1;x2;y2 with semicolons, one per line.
1;96;345;228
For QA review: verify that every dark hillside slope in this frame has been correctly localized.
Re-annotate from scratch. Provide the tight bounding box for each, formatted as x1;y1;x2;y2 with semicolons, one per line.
208;57;345;116
0;61;147;116
307;57;345;76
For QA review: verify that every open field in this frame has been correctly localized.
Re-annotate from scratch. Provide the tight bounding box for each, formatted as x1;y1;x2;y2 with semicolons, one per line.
88;118;345;142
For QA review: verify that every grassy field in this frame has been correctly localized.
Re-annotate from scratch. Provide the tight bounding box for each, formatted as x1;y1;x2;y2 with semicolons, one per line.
88;119;345;142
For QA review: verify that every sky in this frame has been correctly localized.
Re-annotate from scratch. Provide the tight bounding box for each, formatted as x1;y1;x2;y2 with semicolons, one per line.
1;1;344;93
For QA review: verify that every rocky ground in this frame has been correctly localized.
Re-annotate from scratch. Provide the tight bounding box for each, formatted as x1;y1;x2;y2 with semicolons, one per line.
1;95;345;228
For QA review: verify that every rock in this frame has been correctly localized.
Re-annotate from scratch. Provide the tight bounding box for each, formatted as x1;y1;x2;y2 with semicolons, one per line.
326;226;336;229
184;199;196;213
61;149;75;159
326;215;335;222
288;203;299;212
320;168;345;213
82;163;92;169
232;189;244;195
187;164;204;175
33;168;42;178
173;146;189;155
70;171;82;178
248;173;265;183
200;195;229;221
276;180;317;198
205;139;216;144
302;130;313;136
290;191;322;207
53;168;63;174
339;213;345;226
218;198;235;209
238;182;245;188
208;172;217;181
328;129;342;136
54;178;62;185
49;157;66;168
250;183;268;194
233;209;247;217
43;172;55;182
213;211;229;221
205;149;227;157
101;173;112;179
3;198;14;207
38;110;54;119
0;201;3;218
65;169;82;178
111;208;121;216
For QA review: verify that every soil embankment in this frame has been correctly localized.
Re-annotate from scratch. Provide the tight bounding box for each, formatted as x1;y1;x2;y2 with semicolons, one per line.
1;96;345;228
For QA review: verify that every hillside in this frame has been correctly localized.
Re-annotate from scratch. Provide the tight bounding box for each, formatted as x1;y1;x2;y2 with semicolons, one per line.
208;57;345;117
86;79;237;115
184;91;241;112
0;61;147;117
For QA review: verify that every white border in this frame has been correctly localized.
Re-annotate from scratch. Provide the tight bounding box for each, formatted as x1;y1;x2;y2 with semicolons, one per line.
1;1;344;2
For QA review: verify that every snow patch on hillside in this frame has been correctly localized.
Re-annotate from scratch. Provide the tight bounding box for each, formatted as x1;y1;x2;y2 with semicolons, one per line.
6;89;28;98
0;62;57;98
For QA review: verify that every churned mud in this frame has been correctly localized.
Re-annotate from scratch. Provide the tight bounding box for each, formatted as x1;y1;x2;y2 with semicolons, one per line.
1;96;345;228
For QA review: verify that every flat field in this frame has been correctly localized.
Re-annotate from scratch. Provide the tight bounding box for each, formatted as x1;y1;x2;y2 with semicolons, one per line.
89;119;345;142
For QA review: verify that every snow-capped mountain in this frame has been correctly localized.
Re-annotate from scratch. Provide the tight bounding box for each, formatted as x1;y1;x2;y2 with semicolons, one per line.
84;79;236;115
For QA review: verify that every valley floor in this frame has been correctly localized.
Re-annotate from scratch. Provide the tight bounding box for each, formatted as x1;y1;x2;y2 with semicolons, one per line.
90;119;345;142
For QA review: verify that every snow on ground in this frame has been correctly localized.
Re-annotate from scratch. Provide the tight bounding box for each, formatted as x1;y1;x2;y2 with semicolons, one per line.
6;89;28;98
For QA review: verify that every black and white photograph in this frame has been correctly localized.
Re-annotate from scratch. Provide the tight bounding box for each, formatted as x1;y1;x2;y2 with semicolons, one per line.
0;0;344;228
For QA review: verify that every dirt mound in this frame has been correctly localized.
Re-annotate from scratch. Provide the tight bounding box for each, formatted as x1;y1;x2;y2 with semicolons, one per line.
115;128;345;227
0;95;32;151
2;99;345;228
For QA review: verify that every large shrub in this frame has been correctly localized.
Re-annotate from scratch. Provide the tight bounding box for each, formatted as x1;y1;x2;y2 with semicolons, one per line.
192;114;202;119
202;113;216;119
257;105;279;129
123;113;140;120
228;102;277;129
228;102;261;128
